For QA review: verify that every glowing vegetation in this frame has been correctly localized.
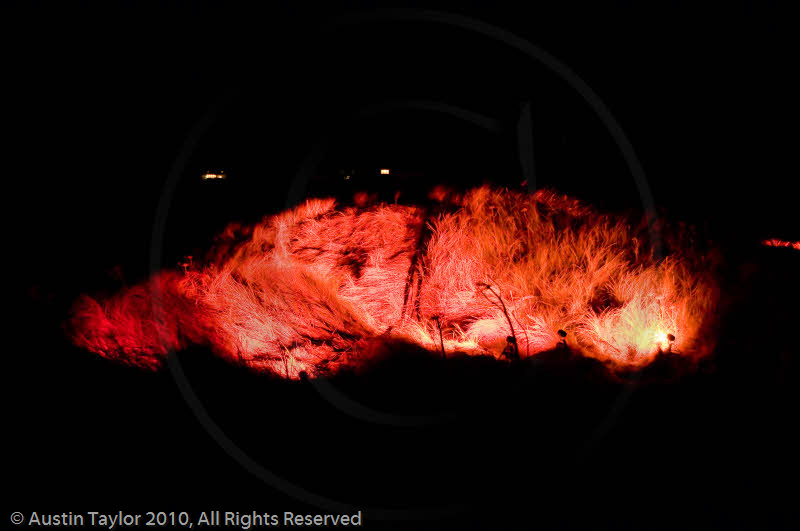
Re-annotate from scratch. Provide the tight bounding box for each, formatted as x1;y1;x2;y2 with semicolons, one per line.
762;238;800;250
69;187;720;378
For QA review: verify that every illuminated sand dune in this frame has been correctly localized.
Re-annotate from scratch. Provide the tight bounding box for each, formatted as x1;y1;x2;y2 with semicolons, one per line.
69;187;720;378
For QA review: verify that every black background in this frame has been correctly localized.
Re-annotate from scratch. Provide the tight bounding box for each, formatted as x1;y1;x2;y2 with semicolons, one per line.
8;2;798;529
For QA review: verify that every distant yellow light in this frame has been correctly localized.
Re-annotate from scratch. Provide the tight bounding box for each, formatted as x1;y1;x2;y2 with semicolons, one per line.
202;172;226;180
380;169;390;175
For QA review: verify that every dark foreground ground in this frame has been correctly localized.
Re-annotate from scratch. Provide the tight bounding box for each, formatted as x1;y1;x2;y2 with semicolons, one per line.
11;245;799;530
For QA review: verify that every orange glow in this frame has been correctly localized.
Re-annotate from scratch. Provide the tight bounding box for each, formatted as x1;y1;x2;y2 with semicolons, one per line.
653;330;674;352
380;169;390;175
202;172;226;180
69;187;720;378
762;238;800;250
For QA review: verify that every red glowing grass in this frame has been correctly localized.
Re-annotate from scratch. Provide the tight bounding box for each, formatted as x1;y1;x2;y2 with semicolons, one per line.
69;187;721;378
762;238;800;250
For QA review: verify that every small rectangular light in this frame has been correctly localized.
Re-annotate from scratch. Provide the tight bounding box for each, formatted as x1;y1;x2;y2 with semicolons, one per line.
380;169;390;175
202;172;227;180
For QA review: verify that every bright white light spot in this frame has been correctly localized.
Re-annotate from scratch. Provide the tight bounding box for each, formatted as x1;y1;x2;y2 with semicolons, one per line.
380;169;390;175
